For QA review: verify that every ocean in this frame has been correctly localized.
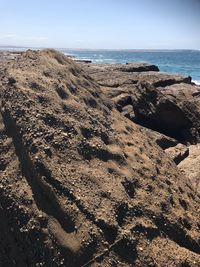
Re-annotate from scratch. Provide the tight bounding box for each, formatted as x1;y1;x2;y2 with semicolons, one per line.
1;47;200;84
62;49;200;84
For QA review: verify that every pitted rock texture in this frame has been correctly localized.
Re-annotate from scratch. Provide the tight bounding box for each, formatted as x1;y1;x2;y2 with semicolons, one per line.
0;50;199;267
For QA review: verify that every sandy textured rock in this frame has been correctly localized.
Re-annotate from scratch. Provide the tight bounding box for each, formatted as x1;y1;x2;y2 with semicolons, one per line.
165;143;189;165
179;144;200;192
0;50;200;266
140;127;178;150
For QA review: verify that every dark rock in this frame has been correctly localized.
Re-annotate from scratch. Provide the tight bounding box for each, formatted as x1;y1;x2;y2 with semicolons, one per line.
113;94;132;111
81;62;198;144
82;63;192;88
107;63;159;72
128;83;193;142
75;59;92;64
141;127;178;150
8;76;16;85
160;83;200;143
101;81;200;144
165;143;189;165
121;105;135;120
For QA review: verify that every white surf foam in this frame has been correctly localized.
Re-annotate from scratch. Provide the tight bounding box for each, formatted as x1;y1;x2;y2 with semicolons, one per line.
193;80;200;86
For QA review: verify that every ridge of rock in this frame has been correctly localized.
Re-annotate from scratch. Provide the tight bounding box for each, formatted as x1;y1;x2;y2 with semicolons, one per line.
0;49;199;266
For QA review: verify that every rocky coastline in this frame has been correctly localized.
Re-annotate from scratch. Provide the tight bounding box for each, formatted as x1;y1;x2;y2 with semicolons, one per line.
0;49;199;266
80;61;200;189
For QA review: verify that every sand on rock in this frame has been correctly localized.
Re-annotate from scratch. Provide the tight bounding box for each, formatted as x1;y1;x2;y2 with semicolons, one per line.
0;49;199;266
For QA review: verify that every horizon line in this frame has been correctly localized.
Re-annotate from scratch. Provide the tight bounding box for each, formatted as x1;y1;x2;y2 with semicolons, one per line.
0;45;199;52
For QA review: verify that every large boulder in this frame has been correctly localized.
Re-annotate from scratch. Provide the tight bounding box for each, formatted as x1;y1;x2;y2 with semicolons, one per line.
0;50;199;266
160;83;200;143
129;82;194;143
109;82;194;143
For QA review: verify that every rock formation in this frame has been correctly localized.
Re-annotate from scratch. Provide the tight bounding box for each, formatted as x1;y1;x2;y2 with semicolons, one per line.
179;144;200;192
0;50;199;266
82;60;200;192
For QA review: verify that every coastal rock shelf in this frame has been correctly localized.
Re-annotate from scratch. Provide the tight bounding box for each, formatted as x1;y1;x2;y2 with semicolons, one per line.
82;62;191;87
82;61;200;192
82;61;200;143
0;50;200;266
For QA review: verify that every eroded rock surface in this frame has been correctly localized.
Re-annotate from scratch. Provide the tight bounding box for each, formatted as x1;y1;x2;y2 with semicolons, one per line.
165;143;189;165
82;62;200;144
0;50;200;266
83;63;191;88
160;83;200;143
179;144;200;192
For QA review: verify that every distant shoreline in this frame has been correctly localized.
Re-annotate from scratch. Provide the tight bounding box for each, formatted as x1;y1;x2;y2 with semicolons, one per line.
0;48;200;85
0;45;200;52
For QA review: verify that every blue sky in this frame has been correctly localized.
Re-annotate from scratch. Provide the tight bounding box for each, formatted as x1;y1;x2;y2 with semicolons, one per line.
0;0;199;49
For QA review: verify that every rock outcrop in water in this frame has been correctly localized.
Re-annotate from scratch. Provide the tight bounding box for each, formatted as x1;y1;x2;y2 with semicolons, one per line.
0;50;200;266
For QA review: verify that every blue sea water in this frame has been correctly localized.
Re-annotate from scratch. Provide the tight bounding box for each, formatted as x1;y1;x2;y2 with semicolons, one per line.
62;49;200;84
1;47;200;84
